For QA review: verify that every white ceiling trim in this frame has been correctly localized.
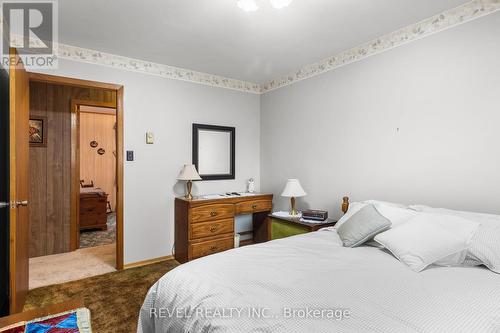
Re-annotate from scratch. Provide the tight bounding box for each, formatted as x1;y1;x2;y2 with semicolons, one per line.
48;0;498;95
261;0;500;93
56;43;262;94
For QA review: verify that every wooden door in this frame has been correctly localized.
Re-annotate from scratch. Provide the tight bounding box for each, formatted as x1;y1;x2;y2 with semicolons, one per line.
9;49;30;313
79;111;116;210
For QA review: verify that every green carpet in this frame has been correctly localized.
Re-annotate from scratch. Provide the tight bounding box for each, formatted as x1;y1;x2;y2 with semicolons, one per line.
24;260;179;333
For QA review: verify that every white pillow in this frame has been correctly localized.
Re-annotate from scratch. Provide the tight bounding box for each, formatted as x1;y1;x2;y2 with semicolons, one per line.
337;200;414;230
363;200;408;209
373;204;417;228
374;213;479;272
336;202;367;229
409;205;500;273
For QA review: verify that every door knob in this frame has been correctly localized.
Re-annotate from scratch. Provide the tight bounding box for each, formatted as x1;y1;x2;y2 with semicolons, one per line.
15;200;28;207
0;202;9;208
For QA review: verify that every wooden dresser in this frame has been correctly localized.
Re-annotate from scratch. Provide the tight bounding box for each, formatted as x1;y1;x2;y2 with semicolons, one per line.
79;187;108;231
175;194;273;263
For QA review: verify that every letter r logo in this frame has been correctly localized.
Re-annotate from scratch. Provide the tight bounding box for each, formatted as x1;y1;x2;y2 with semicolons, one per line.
2;2;54;55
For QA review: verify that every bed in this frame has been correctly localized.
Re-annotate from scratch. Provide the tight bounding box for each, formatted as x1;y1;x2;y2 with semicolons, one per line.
138;200;500;333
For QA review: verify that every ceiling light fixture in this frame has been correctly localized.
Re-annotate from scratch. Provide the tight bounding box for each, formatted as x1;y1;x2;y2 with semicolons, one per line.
237;0;293;12
269;0;293;9
237;0;259;12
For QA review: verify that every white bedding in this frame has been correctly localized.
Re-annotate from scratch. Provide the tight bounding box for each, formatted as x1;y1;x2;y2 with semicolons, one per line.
138;230;500;333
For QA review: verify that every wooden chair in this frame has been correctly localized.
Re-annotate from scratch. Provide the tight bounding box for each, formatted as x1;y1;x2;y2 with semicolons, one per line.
79;179;94;188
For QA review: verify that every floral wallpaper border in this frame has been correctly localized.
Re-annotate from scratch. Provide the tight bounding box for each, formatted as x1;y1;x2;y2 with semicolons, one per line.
56;44;262;94
261;0;500;93
36;0;499;94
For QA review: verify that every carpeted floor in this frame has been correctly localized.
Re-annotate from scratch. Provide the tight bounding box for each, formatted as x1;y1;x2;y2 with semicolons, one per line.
24;259;179;333
30;244;116;289
79;213;116;248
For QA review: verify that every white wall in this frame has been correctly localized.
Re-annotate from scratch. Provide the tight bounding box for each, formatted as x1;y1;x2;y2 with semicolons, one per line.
261;12;500;218
33;60;261;264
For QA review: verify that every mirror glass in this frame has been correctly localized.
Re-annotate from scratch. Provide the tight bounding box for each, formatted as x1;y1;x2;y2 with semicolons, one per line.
198;130;231;175
193;124;235;180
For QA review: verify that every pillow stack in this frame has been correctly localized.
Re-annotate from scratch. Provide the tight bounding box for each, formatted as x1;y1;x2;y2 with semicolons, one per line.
374;213;479;272
336;200;416;247
336;200;494;273
409;205;500;274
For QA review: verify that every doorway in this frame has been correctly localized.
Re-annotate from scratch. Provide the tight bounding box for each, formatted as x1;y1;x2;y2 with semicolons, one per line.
75;103;117;249
26;74;124;290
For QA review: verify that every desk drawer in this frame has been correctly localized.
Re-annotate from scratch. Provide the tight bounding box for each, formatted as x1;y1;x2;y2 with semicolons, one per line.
190;218;234;240
190;236;234;259
235;200;272;215
190;204;234;223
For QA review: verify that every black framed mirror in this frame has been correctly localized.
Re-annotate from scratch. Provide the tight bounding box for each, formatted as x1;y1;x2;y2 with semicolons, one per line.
192;123;235;180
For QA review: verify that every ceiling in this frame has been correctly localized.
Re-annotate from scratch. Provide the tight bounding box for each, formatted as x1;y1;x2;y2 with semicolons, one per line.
59;0;470;84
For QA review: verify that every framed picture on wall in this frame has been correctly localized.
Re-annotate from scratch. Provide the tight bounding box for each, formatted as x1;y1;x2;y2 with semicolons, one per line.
29;116;47;147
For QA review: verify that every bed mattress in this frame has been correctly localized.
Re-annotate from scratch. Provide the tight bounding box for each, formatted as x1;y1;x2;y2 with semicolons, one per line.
138;230;500;333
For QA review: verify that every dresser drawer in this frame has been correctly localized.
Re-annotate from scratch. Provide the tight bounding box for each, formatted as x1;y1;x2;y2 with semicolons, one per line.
80;204;106;214
190;204;234;223
80;212;107;228
190;218;234;240
190;236;234;259
80;198;107;210
235;200;272;215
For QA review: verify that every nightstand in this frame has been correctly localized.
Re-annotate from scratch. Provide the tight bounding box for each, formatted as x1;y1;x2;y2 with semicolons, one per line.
268;214;337;240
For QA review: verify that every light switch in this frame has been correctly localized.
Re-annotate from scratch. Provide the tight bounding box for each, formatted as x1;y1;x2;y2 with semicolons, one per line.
126;151;134;161
146;132;154;144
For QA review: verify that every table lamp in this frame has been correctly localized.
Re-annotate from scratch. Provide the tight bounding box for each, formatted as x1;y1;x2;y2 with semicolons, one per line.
281;179;307;216
177;164;202;200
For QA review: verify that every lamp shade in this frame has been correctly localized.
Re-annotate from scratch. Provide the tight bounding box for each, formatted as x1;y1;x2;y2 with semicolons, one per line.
177;164;202;181
281;179;306;197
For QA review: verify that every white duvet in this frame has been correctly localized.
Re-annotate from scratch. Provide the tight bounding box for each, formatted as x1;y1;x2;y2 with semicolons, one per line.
138;230;500;333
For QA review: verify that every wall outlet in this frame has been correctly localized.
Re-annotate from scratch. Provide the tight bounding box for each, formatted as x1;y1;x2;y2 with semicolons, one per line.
146;132;154;144
126;150;134;161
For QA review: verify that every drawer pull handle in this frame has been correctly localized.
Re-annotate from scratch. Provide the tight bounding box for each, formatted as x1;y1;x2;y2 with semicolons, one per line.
252;204;257;209
209;226;218;232
209;245;218;251
210;211;217;217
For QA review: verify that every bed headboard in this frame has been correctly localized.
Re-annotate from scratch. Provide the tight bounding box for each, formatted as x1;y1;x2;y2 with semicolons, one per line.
342;196;349;214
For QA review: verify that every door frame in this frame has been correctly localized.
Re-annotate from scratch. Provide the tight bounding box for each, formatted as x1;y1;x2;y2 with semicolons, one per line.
9;48;30;314
29;73;124;270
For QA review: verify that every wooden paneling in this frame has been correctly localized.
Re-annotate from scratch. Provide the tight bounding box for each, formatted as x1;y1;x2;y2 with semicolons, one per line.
80;112;116;211
28;82;47;257
29;82;117;258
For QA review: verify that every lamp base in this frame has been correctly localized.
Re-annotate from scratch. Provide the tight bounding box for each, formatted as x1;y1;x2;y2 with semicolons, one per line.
185;180;193;200
289;197;298;216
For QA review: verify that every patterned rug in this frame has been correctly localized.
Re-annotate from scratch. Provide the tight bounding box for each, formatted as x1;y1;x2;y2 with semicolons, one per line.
79;214;116;249
24;260;179;333
0;308;92;332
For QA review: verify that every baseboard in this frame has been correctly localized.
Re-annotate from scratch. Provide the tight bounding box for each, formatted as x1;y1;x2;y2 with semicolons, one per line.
123;255;174;269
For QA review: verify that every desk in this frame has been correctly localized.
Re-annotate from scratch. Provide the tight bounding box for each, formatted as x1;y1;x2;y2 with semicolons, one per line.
174;194;273;263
